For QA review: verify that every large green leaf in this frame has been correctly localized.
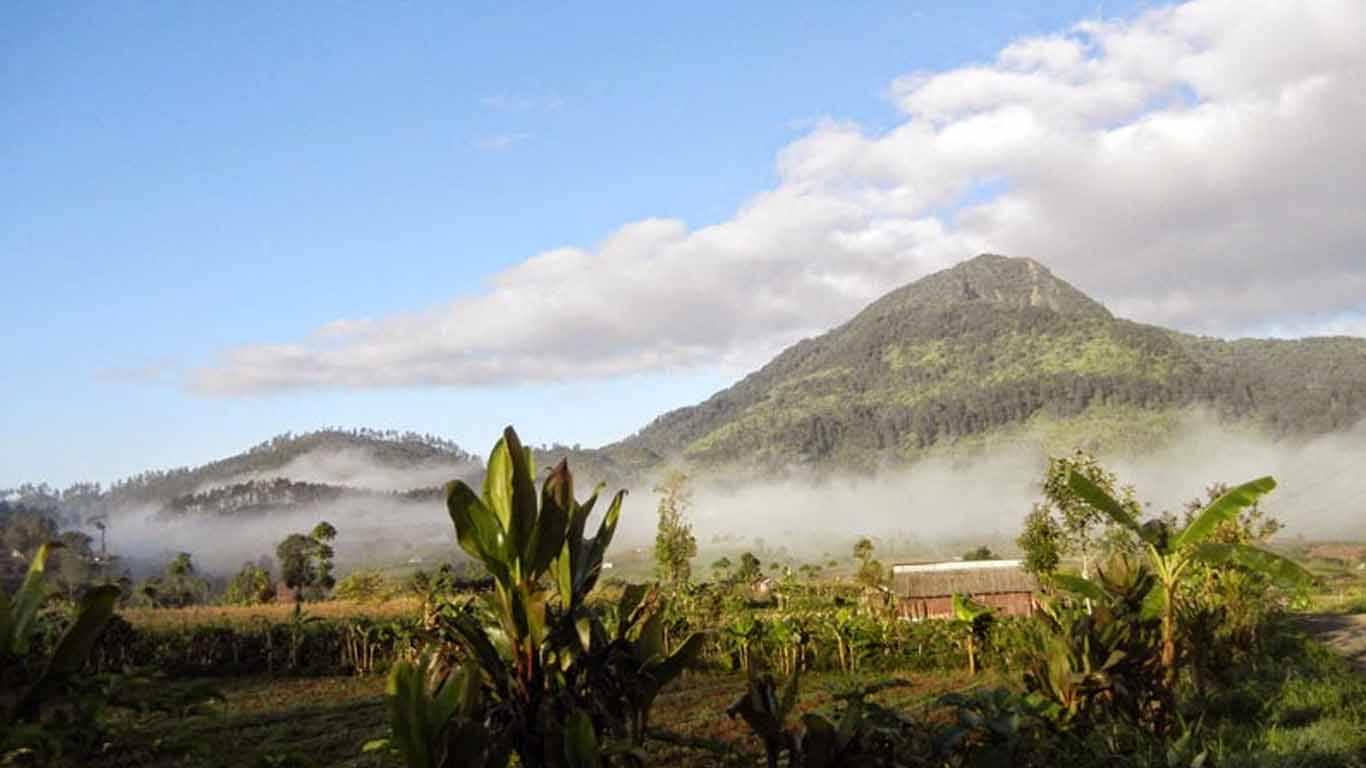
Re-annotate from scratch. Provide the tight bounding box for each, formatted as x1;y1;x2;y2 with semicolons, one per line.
563;710;601;768
649;632;705;690
634;607;665;661
1171;476;1276;552
1050;573;1105;603
501;427;539;567
527;460;572;576
616;583;650;638
952;593;991;622
1067;472;1144;538
1140;581;1167;620
44;584;118;677
15;583;119;721
8;542;61;655
1194;542;1313;587
386;660;435;768
447;481;507;579
482;437;514;534
449;611;510;695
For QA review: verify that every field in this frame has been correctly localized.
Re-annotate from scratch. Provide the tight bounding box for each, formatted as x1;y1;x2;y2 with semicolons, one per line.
72;588;1366;768
117;598;423;631
14;448;1366;767
99;669;981;768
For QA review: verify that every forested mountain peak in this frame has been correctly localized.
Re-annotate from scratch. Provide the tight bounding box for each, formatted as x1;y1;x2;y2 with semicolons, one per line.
856;253;1110;322
608;254;1366;473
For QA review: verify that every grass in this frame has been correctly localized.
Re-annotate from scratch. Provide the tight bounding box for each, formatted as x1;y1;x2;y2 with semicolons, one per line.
94;668;979;768
1198;627;1366;767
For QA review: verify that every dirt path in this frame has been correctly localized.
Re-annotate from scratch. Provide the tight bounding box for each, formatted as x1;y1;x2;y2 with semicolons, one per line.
1297;613;1366;672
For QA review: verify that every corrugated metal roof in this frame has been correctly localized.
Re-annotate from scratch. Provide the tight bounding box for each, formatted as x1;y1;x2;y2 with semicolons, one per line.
892;559;1024;574
892;561;1036;598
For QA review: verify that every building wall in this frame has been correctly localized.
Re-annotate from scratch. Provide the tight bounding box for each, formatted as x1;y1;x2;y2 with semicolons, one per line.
896;590;1036;621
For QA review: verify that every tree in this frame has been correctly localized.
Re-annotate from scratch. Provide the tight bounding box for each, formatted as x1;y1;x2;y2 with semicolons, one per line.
224;561;275;605
1018;505;1064;576
735;552;763;583
276;521;338;601
1064;471;1313;689
310;521;338;591
711;556;733;583
853;537;885;589
653;470;697;586
1019;452;1141;578
160;552;208;606
961;545;998;562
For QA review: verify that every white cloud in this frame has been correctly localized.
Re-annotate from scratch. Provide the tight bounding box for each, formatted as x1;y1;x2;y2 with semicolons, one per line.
194;0;1366;395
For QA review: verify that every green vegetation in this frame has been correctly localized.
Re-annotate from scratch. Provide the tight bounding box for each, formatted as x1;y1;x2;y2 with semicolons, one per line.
224;561;276;605
852;537;885;590
612;255;1366;474
8;425;1366;767
335;569;394;603
276;521;338;601
1064;471;1313;688
653;470;698;586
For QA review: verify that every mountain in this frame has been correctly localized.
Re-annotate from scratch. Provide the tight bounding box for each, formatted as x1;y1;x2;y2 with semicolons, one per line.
14;254;1366;519
600;254;1366;473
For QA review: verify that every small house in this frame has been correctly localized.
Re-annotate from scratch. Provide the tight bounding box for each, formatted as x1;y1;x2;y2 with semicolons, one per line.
750;576;776;601
892;559;1037;620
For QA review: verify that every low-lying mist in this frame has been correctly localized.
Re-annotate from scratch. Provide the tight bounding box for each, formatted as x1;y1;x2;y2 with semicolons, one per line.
99;413;1366;576
612;413;1366;559
105;495;455;576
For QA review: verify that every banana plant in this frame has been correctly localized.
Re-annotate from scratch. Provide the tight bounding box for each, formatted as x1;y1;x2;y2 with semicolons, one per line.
1026;556;1166;728
365;655;506;768
386;426;702;768
445;426;622;680
1;542;120;757
568;583;705;758
950;594;993;676
728;668;884;768
1065;472;1313;689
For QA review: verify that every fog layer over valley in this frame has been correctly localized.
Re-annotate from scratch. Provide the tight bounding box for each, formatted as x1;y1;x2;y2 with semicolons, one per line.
105;495;455;576
81;413;1366;576
613;413;1366;557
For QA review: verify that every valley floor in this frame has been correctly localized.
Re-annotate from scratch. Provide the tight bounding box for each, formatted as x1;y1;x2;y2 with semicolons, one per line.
94;670;980;768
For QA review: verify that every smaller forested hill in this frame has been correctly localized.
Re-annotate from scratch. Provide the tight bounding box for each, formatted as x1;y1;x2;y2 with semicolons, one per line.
105;428;478;507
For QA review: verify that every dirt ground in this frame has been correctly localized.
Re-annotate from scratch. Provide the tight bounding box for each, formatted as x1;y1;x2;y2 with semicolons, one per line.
1298;613;1366;672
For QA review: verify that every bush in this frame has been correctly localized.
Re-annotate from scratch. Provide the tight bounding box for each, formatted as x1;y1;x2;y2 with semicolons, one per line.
334;569;391;603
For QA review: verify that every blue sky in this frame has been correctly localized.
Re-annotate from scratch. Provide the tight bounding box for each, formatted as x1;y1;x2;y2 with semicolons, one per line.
6;0;1363;488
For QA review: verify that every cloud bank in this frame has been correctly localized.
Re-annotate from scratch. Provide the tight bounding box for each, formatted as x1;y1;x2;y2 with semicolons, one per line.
193;0;1366;395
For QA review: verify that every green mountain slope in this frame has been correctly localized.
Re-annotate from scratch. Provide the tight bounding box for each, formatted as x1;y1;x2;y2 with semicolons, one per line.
604;254;1366;473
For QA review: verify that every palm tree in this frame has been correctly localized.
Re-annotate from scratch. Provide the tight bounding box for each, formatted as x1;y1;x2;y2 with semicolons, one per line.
1065;472;1312;688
